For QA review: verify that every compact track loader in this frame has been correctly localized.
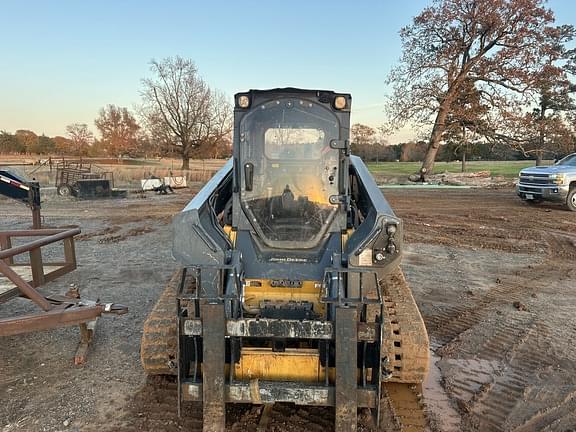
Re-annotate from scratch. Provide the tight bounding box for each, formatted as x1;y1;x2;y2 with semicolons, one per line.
142;88;429;431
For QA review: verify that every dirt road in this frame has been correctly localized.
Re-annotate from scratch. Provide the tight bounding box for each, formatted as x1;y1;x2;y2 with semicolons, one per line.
1;187;575;431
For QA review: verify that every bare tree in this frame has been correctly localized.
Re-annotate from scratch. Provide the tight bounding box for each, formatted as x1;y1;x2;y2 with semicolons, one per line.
387;0;566;177
139;57;232;169
351;123;376;160
351;124;376;147
94;105;140;157
190;91;233;159
65;123;93;156
492;106;575;164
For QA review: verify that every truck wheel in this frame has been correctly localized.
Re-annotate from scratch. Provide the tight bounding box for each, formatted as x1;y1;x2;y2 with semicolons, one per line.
567;188;576;212
57;185;72;196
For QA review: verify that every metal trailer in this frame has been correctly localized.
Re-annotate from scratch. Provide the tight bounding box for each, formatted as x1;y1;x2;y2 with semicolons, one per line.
54;159;114;197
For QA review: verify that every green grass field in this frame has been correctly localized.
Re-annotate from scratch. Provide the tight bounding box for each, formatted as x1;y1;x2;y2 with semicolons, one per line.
366;160;549;178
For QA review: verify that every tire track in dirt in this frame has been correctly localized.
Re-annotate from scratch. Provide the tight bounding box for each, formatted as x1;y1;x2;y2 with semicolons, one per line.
424;225;575;351
464;322;546;430
424;254;573;431
425;262;576;432
424;277;538;351
443;315;537;401
513;390;576;432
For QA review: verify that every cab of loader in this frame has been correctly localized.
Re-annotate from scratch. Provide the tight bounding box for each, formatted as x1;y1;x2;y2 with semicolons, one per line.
233;90;345;250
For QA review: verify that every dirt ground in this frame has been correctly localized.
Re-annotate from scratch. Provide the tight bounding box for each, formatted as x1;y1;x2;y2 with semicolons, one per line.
1;186;575;432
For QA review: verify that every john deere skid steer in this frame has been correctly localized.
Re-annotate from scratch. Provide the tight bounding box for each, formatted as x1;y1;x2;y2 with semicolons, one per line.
142;88;429;431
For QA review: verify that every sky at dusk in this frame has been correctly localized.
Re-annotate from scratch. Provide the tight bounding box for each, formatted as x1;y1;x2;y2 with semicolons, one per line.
1;0;575;143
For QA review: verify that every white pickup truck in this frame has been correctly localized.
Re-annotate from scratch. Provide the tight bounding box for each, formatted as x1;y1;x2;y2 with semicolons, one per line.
516;153;576;211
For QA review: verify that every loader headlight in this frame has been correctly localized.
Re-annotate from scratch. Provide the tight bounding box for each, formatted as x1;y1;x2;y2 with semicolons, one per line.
237;95;250;108
386;224;397;236
334;96;347;110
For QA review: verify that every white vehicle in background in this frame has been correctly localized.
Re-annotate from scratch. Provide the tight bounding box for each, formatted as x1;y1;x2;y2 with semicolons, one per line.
516;153;576;211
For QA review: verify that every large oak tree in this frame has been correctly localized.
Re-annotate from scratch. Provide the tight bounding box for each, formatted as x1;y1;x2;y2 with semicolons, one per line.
387;0;567;176
140;57;232;169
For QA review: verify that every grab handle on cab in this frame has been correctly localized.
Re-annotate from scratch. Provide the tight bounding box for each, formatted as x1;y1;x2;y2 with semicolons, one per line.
244;162;254;191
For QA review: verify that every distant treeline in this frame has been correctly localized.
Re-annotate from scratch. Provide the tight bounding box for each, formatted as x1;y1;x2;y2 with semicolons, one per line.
0;128;231;160
352;140;544;163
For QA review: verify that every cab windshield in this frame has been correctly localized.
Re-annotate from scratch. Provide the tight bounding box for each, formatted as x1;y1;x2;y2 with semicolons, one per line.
556;154;576;166
240;98;340;249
